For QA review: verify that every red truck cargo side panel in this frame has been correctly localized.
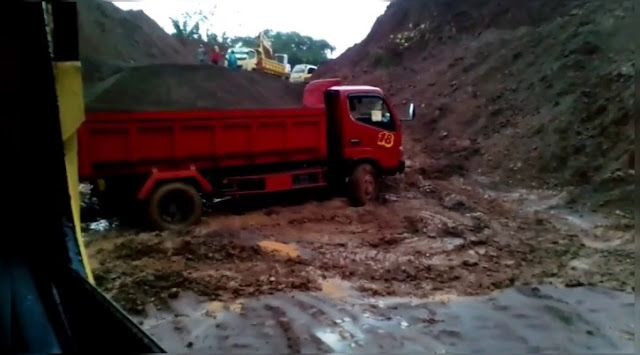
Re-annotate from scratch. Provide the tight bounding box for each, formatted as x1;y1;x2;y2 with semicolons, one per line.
78;107;327;179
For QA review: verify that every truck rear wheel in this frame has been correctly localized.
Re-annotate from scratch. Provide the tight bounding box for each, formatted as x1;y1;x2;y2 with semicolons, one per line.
148;182;202;231
349;163;379;207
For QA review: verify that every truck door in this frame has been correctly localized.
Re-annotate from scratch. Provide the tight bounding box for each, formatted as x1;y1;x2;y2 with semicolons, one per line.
324;90;344;182
342;94;400;171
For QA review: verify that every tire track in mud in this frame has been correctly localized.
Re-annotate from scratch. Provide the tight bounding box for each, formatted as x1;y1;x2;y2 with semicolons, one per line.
264;303;303;353
261;293;390;353
294;293;365;348
264;295;352;353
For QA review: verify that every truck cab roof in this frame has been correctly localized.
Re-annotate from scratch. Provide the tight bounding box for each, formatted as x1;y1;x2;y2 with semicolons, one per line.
329;85;384;95
301;79;386;108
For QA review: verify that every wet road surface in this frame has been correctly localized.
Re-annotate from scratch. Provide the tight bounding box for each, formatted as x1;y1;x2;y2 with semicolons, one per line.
138;285;634;353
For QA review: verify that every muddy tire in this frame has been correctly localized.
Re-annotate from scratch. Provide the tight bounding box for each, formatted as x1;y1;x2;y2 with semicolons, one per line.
349;163;379;207
147;182;202;231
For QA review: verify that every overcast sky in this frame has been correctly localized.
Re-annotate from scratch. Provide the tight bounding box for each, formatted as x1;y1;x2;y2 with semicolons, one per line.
113;1;389;57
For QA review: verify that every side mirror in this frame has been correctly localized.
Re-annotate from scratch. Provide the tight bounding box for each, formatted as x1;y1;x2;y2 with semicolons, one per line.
401;103;416;121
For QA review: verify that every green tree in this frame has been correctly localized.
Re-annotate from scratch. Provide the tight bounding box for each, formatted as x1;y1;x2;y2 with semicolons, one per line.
265;30;335;66
170;9;214;41
205;32;256;51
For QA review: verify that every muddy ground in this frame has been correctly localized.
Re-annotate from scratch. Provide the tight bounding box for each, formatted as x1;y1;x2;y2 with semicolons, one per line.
138;285;634;353
85;175;633;315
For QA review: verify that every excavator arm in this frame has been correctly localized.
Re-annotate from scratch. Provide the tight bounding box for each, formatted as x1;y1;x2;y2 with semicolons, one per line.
258;31;275;59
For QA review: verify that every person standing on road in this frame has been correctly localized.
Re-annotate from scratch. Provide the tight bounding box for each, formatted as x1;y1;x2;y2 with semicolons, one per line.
197;44;207;64
227;49;238;70
210;45;222;65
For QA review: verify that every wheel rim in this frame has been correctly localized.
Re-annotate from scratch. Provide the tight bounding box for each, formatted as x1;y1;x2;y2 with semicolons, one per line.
157;189;194;225
363;174;375;200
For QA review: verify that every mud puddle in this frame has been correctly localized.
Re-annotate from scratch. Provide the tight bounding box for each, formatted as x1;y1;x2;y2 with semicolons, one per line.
469;176;634;291
136;285;634;353
471;175;633;246
82;218;119;234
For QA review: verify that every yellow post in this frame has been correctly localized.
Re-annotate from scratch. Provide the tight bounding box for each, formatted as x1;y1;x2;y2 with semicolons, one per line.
54;60;95;285
44;1;95;284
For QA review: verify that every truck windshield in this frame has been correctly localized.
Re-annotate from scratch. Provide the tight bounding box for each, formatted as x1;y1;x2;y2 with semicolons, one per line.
230;48;256;60
292;65;306;74
348;95;395;131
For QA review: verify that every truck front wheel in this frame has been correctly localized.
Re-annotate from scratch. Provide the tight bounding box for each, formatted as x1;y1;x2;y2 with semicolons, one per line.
147;182;202;231
349;163;379;207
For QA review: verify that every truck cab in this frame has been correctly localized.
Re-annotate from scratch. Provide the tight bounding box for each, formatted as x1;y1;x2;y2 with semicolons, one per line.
290;64;317;83
324;85;407;180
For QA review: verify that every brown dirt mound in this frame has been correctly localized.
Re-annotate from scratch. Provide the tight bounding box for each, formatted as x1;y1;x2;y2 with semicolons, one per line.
78;0;194;85
316;0;635;215
86;64;305;111
78;0;189;64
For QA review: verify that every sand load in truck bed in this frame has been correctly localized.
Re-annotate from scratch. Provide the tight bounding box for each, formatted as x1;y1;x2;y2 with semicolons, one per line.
85;64;305;111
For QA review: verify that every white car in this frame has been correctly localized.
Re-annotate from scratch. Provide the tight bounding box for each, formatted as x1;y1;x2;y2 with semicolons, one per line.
289;64;317;83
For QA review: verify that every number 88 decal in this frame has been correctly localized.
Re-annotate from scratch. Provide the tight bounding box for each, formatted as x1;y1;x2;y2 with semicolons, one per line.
377;132;395;148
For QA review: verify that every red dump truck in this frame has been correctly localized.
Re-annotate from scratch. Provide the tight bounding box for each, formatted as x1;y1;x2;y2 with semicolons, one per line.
79;79;415;230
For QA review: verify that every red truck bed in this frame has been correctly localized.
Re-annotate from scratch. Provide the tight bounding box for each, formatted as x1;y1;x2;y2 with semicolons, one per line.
78;79;341;180
78;107;327;179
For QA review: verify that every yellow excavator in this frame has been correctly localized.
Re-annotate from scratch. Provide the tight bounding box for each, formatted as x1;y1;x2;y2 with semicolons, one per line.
227;31;290;78
2;2;162;352
255;31;290;78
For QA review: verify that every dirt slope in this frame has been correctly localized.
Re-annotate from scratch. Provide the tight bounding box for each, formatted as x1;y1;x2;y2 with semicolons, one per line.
78;0;192;83
316;0;635;215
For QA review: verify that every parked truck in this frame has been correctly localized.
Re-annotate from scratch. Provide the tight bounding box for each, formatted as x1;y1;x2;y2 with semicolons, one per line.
79;79;415;230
